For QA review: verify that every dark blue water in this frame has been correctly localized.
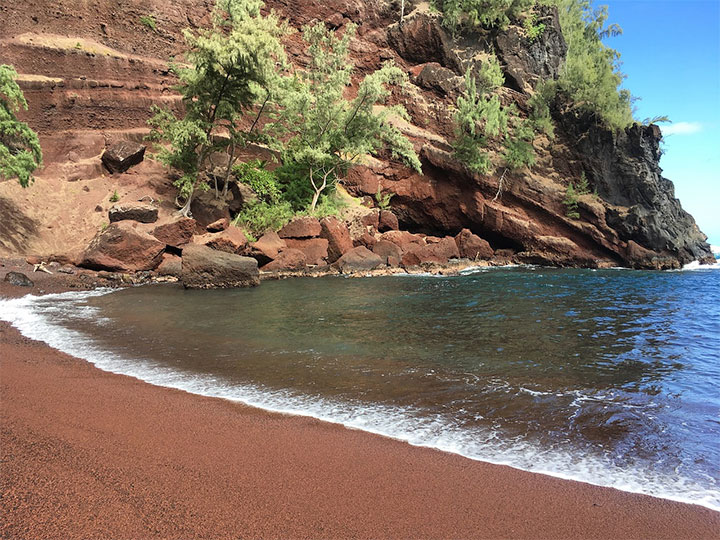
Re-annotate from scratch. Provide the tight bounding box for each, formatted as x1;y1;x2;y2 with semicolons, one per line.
2;266;719;509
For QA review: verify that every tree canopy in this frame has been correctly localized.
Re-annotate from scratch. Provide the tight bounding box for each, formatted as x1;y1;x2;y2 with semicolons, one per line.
0;64;42;187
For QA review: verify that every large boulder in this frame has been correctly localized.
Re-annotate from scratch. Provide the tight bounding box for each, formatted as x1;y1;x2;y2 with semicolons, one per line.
372;240;402;265
402;237;460;267
190;191;232;228
336;246;384;273
285;238;329;266
152;218;197;248
109;203;158;224
356;232;378;250
249;231;287;266
320;217;353;263
156;253;182;277
379;230;426;252
261;248;308;272
378;210;399;232
180;244;259;289
206;217;230;232
79;222;165;272
197;226;248;255
360;210;380;230
101;141;146;173
278;217;322;239
455;229;494;260
3;271;33;287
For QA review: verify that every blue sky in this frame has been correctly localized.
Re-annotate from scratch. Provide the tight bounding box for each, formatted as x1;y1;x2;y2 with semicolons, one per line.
598;0;720;246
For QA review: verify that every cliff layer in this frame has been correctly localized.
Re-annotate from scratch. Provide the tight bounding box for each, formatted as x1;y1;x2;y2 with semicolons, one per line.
0;0;713;269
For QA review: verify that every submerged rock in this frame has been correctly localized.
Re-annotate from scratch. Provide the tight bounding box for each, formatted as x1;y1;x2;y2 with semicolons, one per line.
181;244;259;289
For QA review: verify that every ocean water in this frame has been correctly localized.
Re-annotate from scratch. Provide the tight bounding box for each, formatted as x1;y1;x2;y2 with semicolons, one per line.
1;266;719;511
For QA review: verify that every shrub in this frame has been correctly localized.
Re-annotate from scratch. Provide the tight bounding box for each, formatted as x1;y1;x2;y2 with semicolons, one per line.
139;15;157;32
109;189;120;202
375;187;394;210
233;160;281;204
233;199;295;237
563;182;580;219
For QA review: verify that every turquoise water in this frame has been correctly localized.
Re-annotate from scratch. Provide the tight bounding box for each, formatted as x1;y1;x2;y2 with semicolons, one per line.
2;266;719;510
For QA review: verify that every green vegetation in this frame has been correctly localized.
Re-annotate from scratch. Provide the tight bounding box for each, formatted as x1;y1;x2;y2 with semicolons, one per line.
147;0;288;217
555;0;633;130
265;22;421;212
432;0;536;32
375;187;394;210
522;12;546;41
576;171;589;194
139;15;158;32
109;189;120;202
563;181;580;219
0;64;42;187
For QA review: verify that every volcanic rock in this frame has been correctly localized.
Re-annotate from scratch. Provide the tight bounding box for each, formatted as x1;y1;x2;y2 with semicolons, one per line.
206;217;230;232
3;271;34;287
198;227;248;255
79;222;165;272
261;249;307;272
180;244;259;289
336;246;384;273
372;240;402;265
249;231;287;266
190;191;232;228
356;232;378;249
156;253;182;276
320;217;353;263
378;210;399;232
402;237;460;267
278;217;322;239
101;141;146;173
455;229;494;260
109;203;158;224
152;218;196;248
285;238;329;266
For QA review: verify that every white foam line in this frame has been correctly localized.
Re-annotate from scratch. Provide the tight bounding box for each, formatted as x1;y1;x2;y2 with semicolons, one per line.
1;290;718;513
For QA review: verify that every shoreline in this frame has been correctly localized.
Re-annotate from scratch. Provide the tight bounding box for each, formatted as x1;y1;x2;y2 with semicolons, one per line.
2;288;720;538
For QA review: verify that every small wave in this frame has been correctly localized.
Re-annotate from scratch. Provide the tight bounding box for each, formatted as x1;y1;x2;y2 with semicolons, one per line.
681;260;720;271
1;290;719;512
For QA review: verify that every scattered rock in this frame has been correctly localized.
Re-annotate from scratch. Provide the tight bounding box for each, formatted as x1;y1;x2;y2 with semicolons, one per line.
402;237;460;267
156;253;182;277
278;216;322;239
25;255;42;265
198;226;248;255
57;265;77;275
285;238;329;266
101;141;146;173
336;246;384;273
249;231;287;266
455;229;494;260
3;271;34;287
372;240;402;265
181;244;259;289
206;217;230;232
360;210;380;229
109;203;158;224
320;217;353;263
152;218;197;248
261;248;308;272
79;221;165;272
378;210;399;232
190;191;232;228
356;232;378;249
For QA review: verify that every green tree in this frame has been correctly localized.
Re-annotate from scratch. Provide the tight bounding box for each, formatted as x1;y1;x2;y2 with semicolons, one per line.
0;65;42;187
147;0;287;217
435;0;536;32
267;23;421;212
555;0;633;130
563;181;580;218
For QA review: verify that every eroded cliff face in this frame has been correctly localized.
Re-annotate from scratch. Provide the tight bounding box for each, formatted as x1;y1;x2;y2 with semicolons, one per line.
0;0;712;268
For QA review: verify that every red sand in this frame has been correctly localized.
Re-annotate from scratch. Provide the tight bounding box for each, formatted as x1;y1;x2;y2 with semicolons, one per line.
1;316;719;539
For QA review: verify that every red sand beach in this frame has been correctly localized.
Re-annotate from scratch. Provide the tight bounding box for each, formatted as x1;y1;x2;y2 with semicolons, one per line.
1;284;719;538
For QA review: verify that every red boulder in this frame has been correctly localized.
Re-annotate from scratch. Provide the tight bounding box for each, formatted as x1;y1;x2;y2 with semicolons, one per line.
320;216;353;263
278;217;322;239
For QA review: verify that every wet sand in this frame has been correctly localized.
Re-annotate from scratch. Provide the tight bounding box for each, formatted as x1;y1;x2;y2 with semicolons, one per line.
1;290;719;538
